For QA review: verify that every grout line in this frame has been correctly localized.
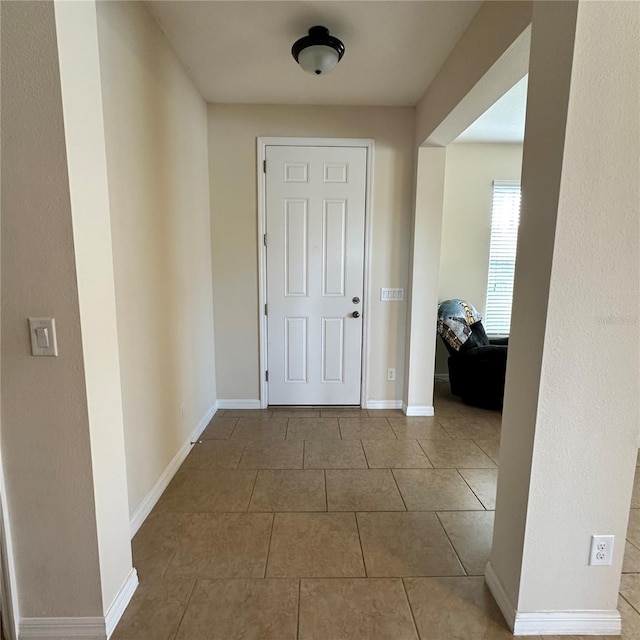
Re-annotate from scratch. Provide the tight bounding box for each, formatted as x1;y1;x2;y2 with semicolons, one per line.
235;440;250;469
353;511;369;577
263;513;275;578
401;578;422;640
170;578;198;640
390;469;409;511
296;578;302;640
360;440;371;469
435;510;468;576
246;469;260;511
338;418;345;439
455;468;489;510
324;469;328;511
285;417;290;439
620;591;640;616
416;440;436;467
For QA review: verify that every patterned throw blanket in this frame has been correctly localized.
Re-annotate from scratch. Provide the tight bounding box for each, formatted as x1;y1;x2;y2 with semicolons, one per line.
437;299;482;352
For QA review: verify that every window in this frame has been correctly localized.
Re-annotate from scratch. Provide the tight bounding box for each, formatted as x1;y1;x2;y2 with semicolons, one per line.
484;180;521;335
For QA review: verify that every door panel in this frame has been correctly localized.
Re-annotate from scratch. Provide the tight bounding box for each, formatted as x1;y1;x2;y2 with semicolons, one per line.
266;145;367;405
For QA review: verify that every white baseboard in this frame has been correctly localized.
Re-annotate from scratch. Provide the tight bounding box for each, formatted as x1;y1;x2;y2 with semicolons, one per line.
434;373;450;383
485;561;516;629
104;568;138;638
401;402;434;417
485;562;622;636
128;400;218;538
217;399;262;409
364;400;403;410
19;617;105;639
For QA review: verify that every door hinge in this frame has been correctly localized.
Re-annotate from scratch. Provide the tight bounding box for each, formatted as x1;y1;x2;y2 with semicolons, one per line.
263;233;267;246
263;160;266;173
264;303;268;316
265;370;269;382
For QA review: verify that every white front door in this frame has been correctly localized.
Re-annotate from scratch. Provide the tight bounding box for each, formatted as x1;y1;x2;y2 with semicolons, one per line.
265;144;368;405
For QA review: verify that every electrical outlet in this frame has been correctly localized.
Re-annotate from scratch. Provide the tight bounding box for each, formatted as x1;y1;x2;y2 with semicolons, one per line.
589;534;614;566
387;368;396;381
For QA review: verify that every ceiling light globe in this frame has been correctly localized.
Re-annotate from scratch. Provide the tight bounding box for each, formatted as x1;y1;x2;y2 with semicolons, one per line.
297;45;340;75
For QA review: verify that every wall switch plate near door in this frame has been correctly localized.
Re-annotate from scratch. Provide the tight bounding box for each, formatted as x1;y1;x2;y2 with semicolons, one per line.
29;318;58;356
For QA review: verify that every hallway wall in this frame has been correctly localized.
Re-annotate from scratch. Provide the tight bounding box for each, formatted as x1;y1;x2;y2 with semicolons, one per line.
208;104;415;406
97;1;217;517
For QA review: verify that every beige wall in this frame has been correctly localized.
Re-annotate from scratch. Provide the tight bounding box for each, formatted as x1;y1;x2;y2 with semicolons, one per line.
97;1;217;516
491;0;639;624
208;105;415;404
1;0;104;617
435;143;523;374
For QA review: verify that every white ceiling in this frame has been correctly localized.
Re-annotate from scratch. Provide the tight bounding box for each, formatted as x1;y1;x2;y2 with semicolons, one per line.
146;1;482;106
455;75;528;144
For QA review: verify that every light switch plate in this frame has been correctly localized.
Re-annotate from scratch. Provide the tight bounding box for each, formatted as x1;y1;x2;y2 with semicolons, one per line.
380;288;404;301
29;318;58;357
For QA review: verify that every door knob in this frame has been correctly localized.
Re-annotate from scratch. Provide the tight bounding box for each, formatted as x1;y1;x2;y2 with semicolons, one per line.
352;311;360;318
352;297;360;304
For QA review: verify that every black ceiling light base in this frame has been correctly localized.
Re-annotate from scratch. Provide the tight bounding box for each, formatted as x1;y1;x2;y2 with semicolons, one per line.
292;26;345;76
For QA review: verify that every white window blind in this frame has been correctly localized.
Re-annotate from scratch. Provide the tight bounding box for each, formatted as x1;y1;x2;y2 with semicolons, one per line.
484;180;521;335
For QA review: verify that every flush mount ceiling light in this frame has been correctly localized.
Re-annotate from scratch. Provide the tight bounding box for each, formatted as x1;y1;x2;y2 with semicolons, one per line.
291;26;345;76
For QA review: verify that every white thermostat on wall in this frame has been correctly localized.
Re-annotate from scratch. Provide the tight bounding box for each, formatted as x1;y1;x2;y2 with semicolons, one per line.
380;288;404;301
29;317;58;357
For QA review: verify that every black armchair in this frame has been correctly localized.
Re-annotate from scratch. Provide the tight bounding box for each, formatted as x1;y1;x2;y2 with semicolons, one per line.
437;300;508;410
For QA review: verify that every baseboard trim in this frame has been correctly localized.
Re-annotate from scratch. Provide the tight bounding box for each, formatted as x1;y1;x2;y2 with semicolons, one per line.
128;400;218;538
434;373;450;383
365;400;403;410
485;562;622;636
485;561;516;630
513;610;621;636
19;617;105;639
401;403;435;417
217;399;262;409
104;568;138;638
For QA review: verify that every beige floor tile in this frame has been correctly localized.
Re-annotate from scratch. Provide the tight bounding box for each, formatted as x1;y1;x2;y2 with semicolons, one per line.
623;540;640;573
458;468;499;510
631;469;640;508
230;418;288;440
224;409;273;418
182;440;247;470
326;469;406;511
366;409;405;417
238;440;304;469
304;439;368;469
299;578;418;640
474;438;501;465
388;417;452;440
339;417;397;439
393;469;484;511
175;579;299;640
200;417;238;439
165;513;273;579
628;509;640;549
620;573;640;612
132;512;193;580
404;576;515;639
439;416;500;440
286;417;341;440
419;439;496;469
249;470;326;511
432;405;465;419
267;512;365;578
357;512;464;577
458;405;502;425
270;408;321;417
362;439;433;469
157;469;256;513
320;408;369;417
437;511;494;575
111;578;194;640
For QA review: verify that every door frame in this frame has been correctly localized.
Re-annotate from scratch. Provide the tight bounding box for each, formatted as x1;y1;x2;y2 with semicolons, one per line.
257;137;374;408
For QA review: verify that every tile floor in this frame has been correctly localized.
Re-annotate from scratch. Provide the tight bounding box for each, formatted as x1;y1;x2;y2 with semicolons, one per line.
113;382;640;640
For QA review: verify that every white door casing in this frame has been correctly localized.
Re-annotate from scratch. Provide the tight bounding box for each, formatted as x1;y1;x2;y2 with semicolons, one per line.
264;143;369;405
